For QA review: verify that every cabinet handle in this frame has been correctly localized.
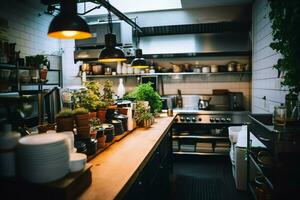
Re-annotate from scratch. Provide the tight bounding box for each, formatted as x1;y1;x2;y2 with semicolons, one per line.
258;135;271;142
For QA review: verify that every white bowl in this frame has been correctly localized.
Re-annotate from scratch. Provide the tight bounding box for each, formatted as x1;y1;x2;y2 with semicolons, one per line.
69;153;87;172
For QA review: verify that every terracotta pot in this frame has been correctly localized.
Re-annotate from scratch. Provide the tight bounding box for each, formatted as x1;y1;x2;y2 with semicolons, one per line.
76;126;90;139
97;135;106;148
90;130;97;139
89;112;97;120
75;113;89;127
97;109;107;123
56;117;74;132
37;123;56;133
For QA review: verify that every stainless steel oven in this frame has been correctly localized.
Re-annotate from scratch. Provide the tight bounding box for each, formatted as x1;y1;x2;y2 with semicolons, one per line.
172;112;249;156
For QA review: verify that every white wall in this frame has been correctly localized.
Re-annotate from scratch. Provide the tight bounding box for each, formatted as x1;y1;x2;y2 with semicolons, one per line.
251;0;288;113
0;0;60;58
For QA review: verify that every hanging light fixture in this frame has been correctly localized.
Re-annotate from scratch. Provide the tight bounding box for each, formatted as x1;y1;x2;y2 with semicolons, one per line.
130;19;148;68
98;5;126;63
131;48;149;68
48;0;92;39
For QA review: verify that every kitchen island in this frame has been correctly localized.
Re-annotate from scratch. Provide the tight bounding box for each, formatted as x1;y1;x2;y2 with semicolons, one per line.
79;113;175;200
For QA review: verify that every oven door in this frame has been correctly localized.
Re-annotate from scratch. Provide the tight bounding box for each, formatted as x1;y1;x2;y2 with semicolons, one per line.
172;123;231;156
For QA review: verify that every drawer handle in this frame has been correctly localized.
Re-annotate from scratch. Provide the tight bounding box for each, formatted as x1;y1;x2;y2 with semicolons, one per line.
258;136;271;142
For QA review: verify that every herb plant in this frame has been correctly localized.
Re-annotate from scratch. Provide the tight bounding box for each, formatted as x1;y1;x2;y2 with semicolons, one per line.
268;0;300;94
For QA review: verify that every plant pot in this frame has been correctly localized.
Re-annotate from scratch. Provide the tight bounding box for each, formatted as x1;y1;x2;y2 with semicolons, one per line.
37;123;56;133
97;135;106;148
56;117;74;132
75;113;89;127
97;109;107;123
89;112;97;120
76;126;91;139
90;130;97;139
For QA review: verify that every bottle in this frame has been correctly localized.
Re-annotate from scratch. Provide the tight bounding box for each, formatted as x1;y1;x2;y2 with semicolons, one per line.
117;78;125;99
117;61;122;74
40;65;48;82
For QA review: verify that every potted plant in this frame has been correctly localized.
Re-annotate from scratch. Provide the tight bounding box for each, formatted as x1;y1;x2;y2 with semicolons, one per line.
55;108;74;132
74;107;89;126
89;117;101;139
97;80;116;122
134;102;154;128
125;82;162;114
268;0;300;121
72;87;101;119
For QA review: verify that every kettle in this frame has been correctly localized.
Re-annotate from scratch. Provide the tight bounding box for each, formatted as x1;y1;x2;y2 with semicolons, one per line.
198;97;211;110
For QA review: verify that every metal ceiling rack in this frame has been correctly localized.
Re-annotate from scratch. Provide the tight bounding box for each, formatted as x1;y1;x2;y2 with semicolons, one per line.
41;0;142;33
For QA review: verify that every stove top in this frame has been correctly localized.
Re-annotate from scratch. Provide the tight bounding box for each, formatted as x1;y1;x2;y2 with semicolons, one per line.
174;112;250;125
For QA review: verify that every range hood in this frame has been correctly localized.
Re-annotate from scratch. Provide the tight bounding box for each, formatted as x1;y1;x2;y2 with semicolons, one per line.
74;21;251;61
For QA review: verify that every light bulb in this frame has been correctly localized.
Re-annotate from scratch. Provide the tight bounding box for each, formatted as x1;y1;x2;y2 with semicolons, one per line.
61;31;78;37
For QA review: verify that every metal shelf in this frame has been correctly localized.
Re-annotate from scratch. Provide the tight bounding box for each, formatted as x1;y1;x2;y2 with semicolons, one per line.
0;63;17;69
172;135;228;139
84;71;251;78
173;151;228;156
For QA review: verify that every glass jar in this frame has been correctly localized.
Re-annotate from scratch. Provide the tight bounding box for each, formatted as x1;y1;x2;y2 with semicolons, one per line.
285;93;298;122
273;104;286;126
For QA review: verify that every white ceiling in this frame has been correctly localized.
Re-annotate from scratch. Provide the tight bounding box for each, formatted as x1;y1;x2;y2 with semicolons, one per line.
78;0;252;16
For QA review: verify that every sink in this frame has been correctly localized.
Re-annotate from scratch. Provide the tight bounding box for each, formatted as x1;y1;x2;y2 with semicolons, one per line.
249;114;273;126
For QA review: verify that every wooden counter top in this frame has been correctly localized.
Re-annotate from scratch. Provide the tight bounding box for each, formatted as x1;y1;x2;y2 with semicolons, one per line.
78;114;175;200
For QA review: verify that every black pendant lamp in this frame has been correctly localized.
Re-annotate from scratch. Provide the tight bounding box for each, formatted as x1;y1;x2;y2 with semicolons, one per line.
131;48;149;69
48;0;92;39
99;8;126;63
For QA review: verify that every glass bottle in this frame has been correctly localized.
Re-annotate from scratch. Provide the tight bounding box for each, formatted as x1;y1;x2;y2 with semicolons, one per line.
117;78;125;99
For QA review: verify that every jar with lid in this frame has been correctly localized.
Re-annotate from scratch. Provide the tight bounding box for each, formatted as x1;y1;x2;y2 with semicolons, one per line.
285;93;298;123
273;104;286;126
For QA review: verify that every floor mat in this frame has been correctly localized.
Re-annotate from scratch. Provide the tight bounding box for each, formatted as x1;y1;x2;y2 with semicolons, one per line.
171;175;230;200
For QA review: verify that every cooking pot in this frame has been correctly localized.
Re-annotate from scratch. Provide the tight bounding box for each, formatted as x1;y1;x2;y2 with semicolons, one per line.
227;61;237;72
198;97;211;110
210;64;218;73
92;64;104;75
183;63;193;72
201;65;211;73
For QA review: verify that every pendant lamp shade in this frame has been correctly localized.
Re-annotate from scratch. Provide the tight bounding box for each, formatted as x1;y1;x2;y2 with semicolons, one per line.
99;33;126;62
48;0;92;39
130;49;149;68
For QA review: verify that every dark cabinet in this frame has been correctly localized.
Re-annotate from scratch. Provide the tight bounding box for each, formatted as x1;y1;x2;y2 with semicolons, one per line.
123;130;172;200
247;114;300;200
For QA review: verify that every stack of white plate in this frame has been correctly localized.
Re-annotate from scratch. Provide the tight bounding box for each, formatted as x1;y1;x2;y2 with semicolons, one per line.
16;133;69;183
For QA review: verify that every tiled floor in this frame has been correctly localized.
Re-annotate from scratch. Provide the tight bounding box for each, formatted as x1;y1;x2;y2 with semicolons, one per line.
170;155;251;200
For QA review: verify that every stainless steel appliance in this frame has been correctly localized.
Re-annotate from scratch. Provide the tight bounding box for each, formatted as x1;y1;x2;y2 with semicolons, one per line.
172;112;249;156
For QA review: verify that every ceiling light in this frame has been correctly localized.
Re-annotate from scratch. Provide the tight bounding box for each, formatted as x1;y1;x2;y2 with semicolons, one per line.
131;48;148;68
98;9;126;63
48;0;92;39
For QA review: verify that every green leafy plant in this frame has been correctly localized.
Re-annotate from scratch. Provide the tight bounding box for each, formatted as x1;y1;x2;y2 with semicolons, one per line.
89;117;102;131
134;102;154;125
56;108;74;118
125;82;162;113
74;107;89;115
84;81;101;97
99;80;115;108
268;0;300;94
26;55;47;68
73;89;100;111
